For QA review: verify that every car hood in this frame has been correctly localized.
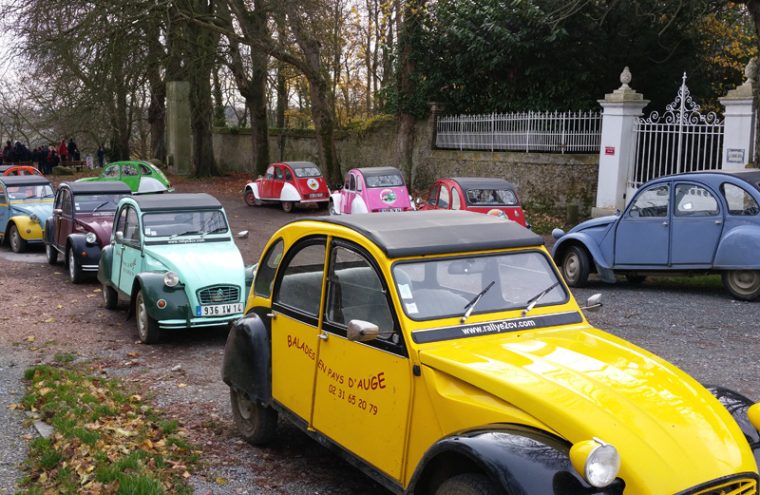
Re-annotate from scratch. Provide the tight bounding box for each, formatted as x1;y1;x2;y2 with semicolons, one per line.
418;327;756;492
144;241;245;301
567;215;617;234
10;202;53;222
75;213;116;246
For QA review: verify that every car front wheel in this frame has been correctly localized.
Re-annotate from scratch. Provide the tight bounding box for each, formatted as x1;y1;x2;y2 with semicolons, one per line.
135;290;161;344
561;245;590;287
103;283;118;309
244;189;259;207
722;270;760;301
230;388;277;445
9;224;26;253
68;249;84;284
45;243;58;264
281;201;294;213
435;473;501;495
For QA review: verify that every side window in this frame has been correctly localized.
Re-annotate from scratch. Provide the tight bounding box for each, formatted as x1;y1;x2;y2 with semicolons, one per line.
139;164;151;175
114;208;128;238
54;189;65;209
61;189;72;215
451;188;461;210
675;184;719;217
326;245;398;343
265;166;274;180
629;184;669;218
275;241;326;317
356;176;363;192
274;167;284;180
427;185;440;206
123;208;141;244
349;174;356;191
721;183;760;216
438;186;450;209
254;239;285;298
284;169;293;181
344;175;351;190
123;164;139;176
0;187;6;204
104;165;119;177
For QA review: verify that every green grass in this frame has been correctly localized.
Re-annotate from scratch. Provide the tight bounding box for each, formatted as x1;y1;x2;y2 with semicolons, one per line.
18;364;199;495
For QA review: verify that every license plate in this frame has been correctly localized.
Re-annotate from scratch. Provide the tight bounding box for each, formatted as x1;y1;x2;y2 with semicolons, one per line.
196;303;243;317
379;208;403;212
308;193;323;198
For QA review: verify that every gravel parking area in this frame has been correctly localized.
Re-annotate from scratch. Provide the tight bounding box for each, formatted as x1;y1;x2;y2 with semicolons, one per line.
0;174;757;494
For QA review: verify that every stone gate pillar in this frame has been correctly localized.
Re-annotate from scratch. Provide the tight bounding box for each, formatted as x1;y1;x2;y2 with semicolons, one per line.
719;58;756;171
166;81;192;175
593;67;649;217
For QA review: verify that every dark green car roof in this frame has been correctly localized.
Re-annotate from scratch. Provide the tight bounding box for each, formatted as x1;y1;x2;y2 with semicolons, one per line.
320;210;542;258
132;193;222;211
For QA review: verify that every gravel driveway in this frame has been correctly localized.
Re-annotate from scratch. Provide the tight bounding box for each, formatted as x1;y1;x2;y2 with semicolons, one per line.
0;175;757;494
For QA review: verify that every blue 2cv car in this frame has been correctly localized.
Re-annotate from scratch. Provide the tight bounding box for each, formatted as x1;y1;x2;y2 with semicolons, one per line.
552;170;760;301
98;193;248;343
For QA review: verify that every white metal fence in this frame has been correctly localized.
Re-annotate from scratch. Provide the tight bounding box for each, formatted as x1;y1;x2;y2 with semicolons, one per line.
435;111;602;153
629;73;724;192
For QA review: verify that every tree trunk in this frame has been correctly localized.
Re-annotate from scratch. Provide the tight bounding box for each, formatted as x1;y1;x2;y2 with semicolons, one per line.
748;0;760;166
276;64;287;161
146;15;166;163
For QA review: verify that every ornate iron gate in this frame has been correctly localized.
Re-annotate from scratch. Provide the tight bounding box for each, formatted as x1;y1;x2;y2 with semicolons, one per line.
629;73;724;197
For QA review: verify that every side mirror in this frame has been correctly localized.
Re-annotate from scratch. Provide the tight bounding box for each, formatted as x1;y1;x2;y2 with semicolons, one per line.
237;230;249;239
415;197;422;207
347;319;379;342
115;231;124;242
53;208;63;215
581;293;603;312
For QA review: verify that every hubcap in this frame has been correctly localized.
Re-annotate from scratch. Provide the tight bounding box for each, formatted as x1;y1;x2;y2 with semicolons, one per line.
10;228;19;251
246;192;254;205
103;285;110;305
68;251;76;280
237;393;254;421
730;271;760;292
137;294;148;340
564;254;579;281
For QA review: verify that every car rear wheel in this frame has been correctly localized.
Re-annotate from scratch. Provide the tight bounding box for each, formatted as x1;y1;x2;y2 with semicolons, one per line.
45;243;58;264
9;224;26;253
103;283;118;310
135;290;161;344
282;201;294;213
561;245;590;287
230;388;278;445
68;248;84;284
721;270;760;301
435;473;501;495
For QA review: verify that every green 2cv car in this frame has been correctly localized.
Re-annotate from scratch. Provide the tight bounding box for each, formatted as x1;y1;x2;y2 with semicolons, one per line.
98;193;248;343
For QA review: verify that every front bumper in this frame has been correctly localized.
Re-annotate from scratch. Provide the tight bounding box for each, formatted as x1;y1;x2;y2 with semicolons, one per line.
157;314;242;330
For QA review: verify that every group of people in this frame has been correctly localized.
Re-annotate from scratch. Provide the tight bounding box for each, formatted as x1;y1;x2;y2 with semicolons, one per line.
0;137;94;175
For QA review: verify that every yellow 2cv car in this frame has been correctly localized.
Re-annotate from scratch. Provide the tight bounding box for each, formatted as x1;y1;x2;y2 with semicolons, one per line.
222;211;760;494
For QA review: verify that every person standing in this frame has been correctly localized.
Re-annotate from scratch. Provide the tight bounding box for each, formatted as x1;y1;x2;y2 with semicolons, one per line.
96;145;105;168
67;138;79;161
58;138;68;164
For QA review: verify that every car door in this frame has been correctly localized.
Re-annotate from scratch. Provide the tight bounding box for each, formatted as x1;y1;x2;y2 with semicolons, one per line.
0;184;8;233
111;207;128;289
116;206;142;294
56;189;73;249
270;238;326;421
120;164;140;191
614;183;671;266
670;182;723;265
424;184;440;210
437;184;451;210
271;166;286;199
312;241;411;481
342;174;356;214
260;166;275;199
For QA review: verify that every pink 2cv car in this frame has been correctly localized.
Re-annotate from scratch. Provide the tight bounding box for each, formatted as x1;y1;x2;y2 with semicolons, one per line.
329;166;414;215
244;161;330;213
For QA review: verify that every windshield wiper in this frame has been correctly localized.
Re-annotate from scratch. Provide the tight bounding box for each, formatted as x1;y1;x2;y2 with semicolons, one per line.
460;281;495;323
521;282;560;316
169;230;203;239
91;200;113;212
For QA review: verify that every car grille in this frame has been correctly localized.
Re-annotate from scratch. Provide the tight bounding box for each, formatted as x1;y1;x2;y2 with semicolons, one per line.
197;285;240;304
683;476;757;495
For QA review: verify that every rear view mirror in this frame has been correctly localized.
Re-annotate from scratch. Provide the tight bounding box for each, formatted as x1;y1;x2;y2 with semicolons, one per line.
582;293;603;312
347;320;379;342
447;259;487;275
237;230;249;239
115;232;124;242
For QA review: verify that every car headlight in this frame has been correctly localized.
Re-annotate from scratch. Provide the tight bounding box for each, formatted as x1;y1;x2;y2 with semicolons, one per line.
748;403;760;431
163;271;179;287
569;438;620;488
85;232;97;245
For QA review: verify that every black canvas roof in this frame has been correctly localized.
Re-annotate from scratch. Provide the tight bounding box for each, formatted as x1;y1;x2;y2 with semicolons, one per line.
450;177;517;191
285;161;319;169
319;210;542;258
62;181;132;195
356;167;403;178
132;193;222;211
0;175;51;187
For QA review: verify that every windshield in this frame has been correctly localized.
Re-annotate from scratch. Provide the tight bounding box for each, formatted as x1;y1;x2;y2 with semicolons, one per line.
294;167;322;178
74;193;128;213
465;188;518;206
366;174;404;188
392;251;566;321
7;184;54;200
142;210;228;238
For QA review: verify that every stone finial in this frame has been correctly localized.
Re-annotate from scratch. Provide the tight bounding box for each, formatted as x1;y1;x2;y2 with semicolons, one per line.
619;66;632;90
744;57;757;85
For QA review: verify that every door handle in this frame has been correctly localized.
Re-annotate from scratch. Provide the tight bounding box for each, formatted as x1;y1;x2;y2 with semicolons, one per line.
662;221;668;226
715;220;722;225
266;312;277;320
318;332;329;341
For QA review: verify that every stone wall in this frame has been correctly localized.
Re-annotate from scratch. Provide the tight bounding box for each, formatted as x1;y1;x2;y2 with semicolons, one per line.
213;120;599;214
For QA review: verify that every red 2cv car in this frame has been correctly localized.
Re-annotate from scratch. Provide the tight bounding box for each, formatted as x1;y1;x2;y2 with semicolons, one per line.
418;177;528;227
244;161;330;213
